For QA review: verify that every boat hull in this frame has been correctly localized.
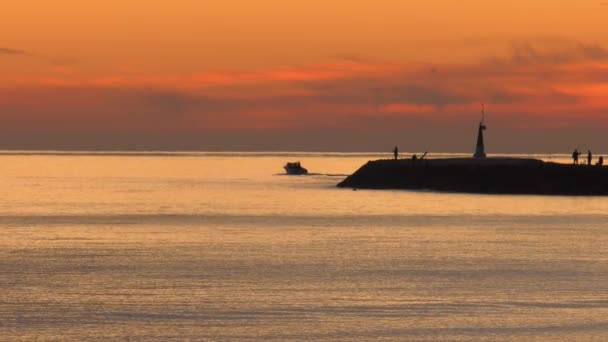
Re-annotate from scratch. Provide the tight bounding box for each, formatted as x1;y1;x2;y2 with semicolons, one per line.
284;166;308;175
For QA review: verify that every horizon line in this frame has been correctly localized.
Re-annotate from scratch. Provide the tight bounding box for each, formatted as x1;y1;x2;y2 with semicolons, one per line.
0;149;581;157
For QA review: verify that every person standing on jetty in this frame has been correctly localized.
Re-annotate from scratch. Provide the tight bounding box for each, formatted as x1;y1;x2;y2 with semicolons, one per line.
393;146;399;160
587;150;593;165
572;149;581;165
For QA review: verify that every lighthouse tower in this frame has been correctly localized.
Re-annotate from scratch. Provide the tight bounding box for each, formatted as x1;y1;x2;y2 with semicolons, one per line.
473;104;487;159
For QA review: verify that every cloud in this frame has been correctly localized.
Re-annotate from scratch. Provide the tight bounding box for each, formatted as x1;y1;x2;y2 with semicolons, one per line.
489;41;608;66
0;47;27;56
1;41;608;151
578;43;608;60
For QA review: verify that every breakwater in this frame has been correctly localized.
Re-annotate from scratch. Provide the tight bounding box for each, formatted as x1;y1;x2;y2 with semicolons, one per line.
337;158;608;195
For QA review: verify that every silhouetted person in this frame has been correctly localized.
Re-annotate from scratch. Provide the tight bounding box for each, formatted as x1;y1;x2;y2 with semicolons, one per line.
598;156;604;166
572;149;580;165
393;146;399;160
412;154;417;161
587;150;592;166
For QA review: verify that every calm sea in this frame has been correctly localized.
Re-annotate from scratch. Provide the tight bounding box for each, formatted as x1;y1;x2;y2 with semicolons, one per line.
1;152;607;341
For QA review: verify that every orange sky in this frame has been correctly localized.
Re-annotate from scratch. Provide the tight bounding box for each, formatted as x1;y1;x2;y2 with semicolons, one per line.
1;1;608;151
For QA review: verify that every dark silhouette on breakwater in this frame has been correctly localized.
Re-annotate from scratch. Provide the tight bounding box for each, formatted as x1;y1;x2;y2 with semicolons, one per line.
338;110;608;195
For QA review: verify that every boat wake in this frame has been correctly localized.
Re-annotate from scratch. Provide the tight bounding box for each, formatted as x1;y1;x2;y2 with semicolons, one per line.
275;173;349;177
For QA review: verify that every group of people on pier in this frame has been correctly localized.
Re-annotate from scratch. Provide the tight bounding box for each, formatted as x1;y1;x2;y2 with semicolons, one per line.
393;146;605;167
393;146;427;161
572;149;603;166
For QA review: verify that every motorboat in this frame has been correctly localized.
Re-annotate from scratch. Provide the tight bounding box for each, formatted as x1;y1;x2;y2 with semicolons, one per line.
284;161;308;175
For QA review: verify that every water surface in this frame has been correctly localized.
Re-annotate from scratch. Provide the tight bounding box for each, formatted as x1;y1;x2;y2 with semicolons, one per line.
1;152;607;341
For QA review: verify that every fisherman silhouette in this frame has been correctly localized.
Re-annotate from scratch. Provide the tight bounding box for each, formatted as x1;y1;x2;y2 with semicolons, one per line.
587;150;593;166
572;149;580;165
597;156;604;166
393;146;399;160
412;154;417;161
